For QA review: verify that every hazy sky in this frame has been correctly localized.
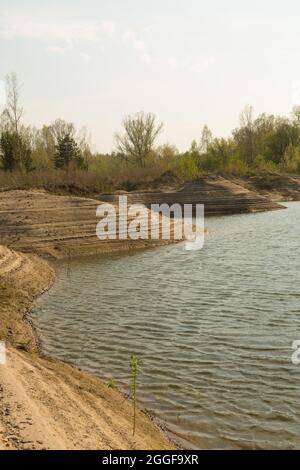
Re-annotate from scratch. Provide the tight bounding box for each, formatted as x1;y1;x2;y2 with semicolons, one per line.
1;0;300;152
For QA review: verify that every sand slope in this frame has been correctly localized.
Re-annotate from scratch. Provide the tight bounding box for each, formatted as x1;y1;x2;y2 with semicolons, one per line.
0;190;181;259
0;245;54;351
0;347;172;450
236;174;300;202
0;244;173;450
99;175;283;215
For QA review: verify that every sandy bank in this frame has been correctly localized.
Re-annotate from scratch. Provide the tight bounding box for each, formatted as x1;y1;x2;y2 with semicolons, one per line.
0;245;54;352
0;190;182;259
235;174;300;202
0;347;173;450
0;245;174;450
99;175;283;215
0;181;291;450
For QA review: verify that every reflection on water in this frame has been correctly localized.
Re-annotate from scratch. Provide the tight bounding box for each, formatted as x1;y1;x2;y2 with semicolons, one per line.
30;202;300;449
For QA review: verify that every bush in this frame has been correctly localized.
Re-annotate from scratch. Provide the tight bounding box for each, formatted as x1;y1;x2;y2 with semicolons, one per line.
0;131;33;172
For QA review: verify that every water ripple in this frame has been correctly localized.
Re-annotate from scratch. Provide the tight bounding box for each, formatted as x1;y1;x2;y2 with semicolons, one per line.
30;202;300;449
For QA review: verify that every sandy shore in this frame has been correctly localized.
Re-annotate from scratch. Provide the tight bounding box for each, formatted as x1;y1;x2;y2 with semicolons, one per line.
236;174;300;202
99;175;283;215
0;190;191;449
0;348;173;450
0;244;174;450
0;179;294;450
0;189;181;259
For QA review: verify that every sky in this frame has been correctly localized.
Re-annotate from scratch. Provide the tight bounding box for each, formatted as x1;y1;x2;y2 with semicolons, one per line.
1;0;300;152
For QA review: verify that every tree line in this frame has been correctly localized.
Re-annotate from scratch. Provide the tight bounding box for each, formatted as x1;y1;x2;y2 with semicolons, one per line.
1;73;300;181
0;73;88;172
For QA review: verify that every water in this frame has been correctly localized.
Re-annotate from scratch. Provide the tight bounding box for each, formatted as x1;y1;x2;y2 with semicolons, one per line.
30;202;300;449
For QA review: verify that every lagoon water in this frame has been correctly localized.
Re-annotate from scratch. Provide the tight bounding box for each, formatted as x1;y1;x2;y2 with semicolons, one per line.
30;202;300;449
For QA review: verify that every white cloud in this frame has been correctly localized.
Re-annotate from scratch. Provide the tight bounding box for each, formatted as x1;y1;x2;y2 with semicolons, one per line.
101;20;116;39
140;52;153;65
142;25;153;35
0;11;207;71
167;57;179;70
47;45;70;54
122;29;136;42
0;14;101;44
79;52;92;63
122;29;155;66
0;11;117;63
0;11;118;49
134;40;145;52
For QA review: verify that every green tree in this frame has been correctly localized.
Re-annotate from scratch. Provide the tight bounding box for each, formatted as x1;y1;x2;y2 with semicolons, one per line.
267;117;300;164
156;143;179;162
0;73;33;172
0;131;15;170
283;143;300;172
233;105;255;165
0;130;33;171
54;133;84;169
202;138;237;171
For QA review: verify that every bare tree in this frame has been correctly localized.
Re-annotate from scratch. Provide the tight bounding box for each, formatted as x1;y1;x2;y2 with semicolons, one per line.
292;105;300;124
3;72;23;134
115;112;163;167
238;105;255;164
240;104;254;129
199;125;213;153
50;118;76;141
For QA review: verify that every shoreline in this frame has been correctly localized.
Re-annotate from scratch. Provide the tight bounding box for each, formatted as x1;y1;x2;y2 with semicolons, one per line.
0;179;298;450
0;245;175;450
0;189;190;450
26;262;181;450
